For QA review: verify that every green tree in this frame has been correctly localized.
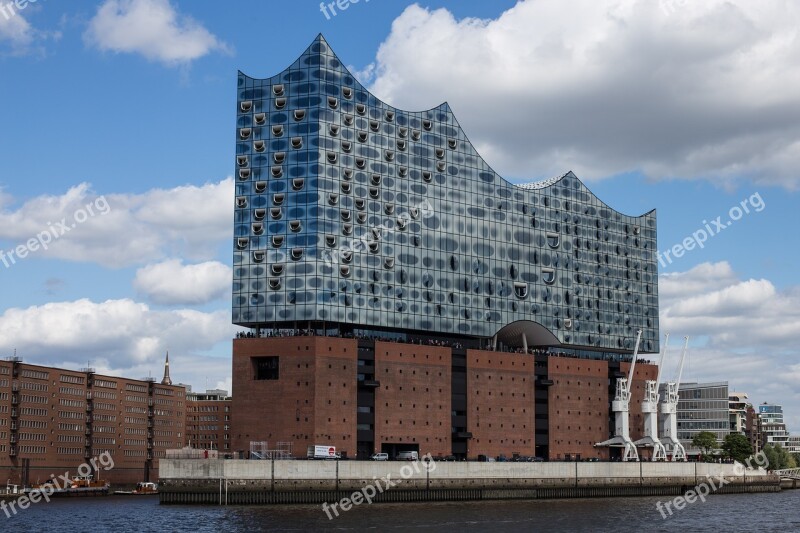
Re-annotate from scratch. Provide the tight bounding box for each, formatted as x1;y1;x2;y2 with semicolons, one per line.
762;444;797;470
722;433;752;463
692;431;719;459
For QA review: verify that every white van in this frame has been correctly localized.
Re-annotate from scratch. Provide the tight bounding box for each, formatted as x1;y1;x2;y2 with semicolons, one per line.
396;451;419;461
370;453;389;461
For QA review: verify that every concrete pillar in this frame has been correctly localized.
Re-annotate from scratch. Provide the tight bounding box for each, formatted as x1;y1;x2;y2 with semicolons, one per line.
522;333;528;352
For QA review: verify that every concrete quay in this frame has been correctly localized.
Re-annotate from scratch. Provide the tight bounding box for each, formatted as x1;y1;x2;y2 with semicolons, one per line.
158;460;780;505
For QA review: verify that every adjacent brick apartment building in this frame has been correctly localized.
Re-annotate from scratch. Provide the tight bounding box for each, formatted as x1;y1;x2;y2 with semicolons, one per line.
184;388;232;453
0;356;185;486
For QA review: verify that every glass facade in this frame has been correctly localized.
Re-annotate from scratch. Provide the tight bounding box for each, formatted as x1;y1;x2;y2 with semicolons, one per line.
233;35;660;354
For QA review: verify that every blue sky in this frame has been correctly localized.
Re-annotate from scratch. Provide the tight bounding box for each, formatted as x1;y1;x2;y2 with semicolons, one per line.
1;1;798;430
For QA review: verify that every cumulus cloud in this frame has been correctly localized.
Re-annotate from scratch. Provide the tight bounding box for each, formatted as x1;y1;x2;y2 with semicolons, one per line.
134;259;231;305
659;262;800;430
0;178;232;268
0;298;234;370
84;0;230;65
361;1;800;189
0;6;34;49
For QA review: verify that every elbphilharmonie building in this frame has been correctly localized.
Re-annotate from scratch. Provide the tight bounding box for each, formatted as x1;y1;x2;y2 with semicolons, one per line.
231;36;660;461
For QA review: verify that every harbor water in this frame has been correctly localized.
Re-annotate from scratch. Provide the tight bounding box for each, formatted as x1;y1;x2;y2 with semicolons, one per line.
1;491;798;532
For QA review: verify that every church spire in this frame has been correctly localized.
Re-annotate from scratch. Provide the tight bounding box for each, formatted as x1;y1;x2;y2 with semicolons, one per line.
161;351;172;386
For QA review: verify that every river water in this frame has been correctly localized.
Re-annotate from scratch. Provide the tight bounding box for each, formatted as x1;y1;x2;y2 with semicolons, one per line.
2;491;797;532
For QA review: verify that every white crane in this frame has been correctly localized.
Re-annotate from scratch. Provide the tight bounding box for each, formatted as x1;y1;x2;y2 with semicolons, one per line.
659;336;689;461
595;329;642;462
634;334;669;461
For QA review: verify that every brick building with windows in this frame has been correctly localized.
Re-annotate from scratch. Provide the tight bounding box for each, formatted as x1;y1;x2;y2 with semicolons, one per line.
185;388;232;453
0;355;185;486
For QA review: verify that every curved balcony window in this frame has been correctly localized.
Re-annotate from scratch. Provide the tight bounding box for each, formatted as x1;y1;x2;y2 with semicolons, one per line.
328;193;339;206
271;125;284;137
370;174;381;186
272;84;284;96
357;132;368;143
368;242;379;254
328;96;338;109
325;235;337;247
291;248;303;260
356;103;366;115
342;87;353;99
341;141;352;153
240;101;252;112
396;218;407;230
342;224;353;236
422;171;432;182
252;250;265;263
293;109;306;121
255;181;267;193
269;208;282;220
383;258;395;269
271;264;284;276
236;237;248;250
273;152;286;164
384;204;395;215
409;208;419;219
236;196;247;208
240;128;251;140
435;148;445;159
275;97;286;110
448;138;457;149
340;265;351;277
292;179;304;191
254;140;265;152
342;251;353;263
340;210;351;222
547;233;560;249
385;110;394;122
343;114;354;126
254;113;266;125
253;208;266;220
343;169;353;180
422;119;432;131
238;168;251;180
341;182;352;194
252;223;264;235
289;220;302;232
436;161;446;172
327;152;338;164
273;193;284;205
269;278;281;290
399;127;408;138
271;166;283;178
357;212;367;224
291;137;303;149
542;268;556;285
369;187;380;199
329;124;340;136
385;150;395;162
398;166;408;177
354;199;365;210
397;140;406;151
355;157;366;169
237;155;248;167
514;282;528;299
369;120;379;132
411;130;420;141
271;235;284;247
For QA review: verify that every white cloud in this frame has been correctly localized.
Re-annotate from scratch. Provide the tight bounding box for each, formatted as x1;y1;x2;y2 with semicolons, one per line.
0;297;234;370
362;1;800;189
0;4;38;52
134;259;231;305
0;178;233;268
659;262;800;431
84;0;230;65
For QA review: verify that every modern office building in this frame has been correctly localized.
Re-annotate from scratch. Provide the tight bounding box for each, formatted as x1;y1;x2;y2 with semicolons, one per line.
729;392;749;435
759;403;790;449
232;35;659;460
676;382;730;458
185;388;232;452
0;355;185;486
786;435;800;454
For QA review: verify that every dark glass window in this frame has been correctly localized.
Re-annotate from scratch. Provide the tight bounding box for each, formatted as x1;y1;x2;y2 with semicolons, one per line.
253;357;280;380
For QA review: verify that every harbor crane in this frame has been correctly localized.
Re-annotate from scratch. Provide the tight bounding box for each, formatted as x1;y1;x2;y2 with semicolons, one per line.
633;334;669;461
659;336;690;461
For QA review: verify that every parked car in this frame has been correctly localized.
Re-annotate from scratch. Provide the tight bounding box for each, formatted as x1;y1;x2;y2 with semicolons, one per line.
370;453;389;461
396;451;419;461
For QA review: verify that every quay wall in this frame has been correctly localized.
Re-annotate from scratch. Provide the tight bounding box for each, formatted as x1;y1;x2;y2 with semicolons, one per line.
159;460;781;504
